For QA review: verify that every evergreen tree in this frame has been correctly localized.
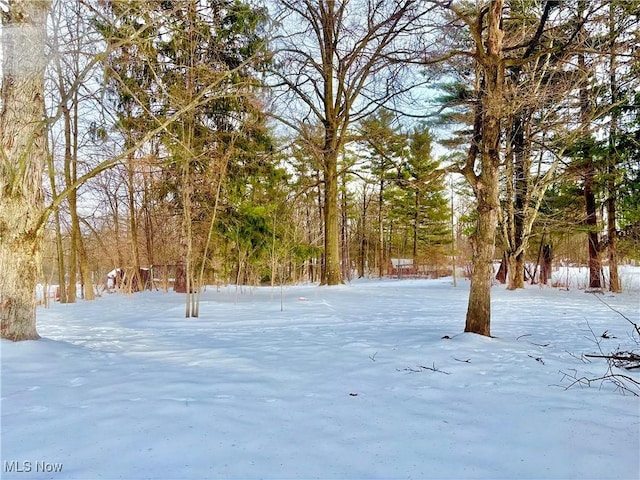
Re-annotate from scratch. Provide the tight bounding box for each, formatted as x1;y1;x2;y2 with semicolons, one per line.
358;109;405;277
98;0;269;312
394;126;450;263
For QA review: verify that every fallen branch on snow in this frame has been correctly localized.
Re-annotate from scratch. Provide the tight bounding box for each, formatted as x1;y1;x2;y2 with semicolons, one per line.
584;353;640;370
560;315;640;396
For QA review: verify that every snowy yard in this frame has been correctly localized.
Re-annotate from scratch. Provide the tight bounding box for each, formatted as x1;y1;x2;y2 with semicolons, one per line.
2;276;639;479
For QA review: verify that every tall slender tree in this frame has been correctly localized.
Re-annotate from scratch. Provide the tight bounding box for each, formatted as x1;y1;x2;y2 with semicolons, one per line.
358;109;405;277
49;0;98;301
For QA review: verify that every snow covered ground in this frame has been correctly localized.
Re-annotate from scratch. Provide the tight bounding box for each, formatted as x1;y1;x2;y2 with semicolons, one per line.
2;275;639;479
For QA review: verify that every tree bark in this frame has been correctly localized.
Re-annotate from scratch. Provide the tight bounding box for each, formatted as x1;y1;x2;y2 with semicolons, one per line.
322;141;342;285
77;234;95;300
465;173;499;337
1;0;50;341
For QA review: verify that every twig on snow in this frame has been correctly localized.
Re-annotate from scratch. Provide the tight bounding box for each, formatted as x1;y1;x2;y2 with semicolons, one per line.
516;333;550;347
397;363;450;375
560;319;640;396
590;293;639;336
565;350;590;363
453;357;471;363
528;355;545;365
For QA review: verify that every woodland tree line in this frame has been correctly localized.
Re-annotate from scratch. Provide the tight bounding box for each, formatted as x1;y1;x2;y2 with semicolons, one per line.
1;0;639;340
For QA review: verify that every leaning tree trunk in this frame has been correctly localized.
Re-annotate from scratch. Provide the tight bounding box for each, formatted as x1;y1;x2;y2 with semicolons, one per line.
1;0;50;341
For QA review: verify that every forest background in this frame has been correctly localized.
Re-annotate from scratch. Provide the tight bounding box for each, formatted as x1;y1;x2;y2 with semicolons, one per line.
1;0;639;341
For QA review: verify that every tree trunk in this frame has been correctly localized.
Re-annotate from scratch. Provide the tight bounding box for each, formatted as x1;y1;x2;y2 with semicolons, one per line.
506;110;528;290
318;0;342;286
315;171;323;283
585;173;601;289
1;0;49;341
506;251;525;290
141;163;156;268
340;170;350;280
412;191;419;259
183;0;197;315
71;66;94;301
322;134;343;285
357;190;367;278
495;253;507;284
53;209;67;302
323;152;342;285
577;1;601;290
464;0;504;337
46;143;68;303
607;2;621;293
182;140;194;315
112;193;125;273
377;178;385;278
63;102;77;303
541;244;552;285
77;237;95;300
465;160;500;337
607;183;620;292
127;150;142;292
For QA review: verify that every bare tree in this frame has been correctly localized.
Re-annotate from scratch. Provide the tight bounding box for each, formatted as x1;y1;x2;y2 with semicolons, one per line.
427;0;597;334
499;0;568;290
269;0;427;285
49;0;99;301
432;0;506;337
